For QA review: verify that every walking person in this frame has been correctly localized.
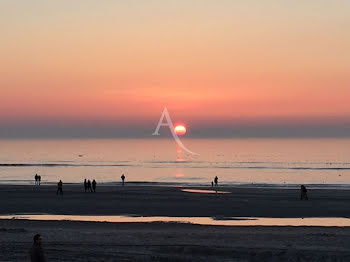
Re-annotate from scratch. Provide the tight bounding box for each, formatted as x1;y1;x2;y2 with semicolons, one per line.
29;234;46;262
214;176;218;187
92;179;96;192
56;180;63;195
300;185;308;200
34;174;38;185
87;180;92;192
38;175;41;186
121;174;125;186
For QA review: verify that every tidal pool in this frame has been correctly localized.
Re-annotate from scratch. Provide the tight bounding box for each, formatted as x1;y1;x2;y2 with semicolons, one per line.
1;214;350;227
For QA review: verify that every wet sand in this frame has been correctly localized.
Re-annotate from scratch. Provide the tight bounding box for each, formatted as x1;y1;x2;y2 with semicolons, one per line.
1;184;350;261
0;184;350;217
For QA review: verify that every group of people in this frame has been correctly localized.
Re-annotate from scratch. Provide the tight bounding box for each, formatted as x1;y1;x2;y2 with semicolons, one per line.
54;174;126;196
40;173;309;200
84;179;97;192
34;174;42;186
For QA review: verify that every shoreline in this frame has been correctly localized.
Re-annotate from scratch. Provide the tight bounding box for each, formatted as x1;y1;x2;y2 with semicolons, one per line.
2;180;350;190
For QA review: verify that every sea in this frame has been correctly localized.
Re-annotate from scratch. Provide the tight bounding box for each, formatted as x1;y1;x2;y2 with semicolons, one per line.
0;138;350;187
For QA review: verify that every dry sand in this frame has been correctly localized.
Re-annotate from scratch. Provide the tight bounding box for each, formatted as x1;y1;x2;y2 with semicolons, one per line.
1;184;350;261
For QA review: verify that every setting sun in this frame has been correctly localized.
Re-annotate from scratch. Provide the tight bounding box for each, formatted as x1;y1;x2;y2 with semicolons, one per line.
174;125;187;135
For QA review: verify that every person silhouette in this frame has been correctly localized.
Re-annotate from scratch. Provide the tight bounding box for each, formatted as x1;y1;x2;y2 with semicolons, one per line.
121;174;125;186
38;175;41;186
300;185;308;200
57;180;63;195
84;179;87;192
211;181;214;188
92;179;96;192
214;176;218;187
29;234;46;262
87;180;92;192
34;174;38;185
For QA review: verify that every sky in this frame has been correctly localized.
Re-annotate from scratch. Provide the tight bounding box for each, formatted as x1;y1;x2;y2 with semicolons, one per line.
0;0;349;138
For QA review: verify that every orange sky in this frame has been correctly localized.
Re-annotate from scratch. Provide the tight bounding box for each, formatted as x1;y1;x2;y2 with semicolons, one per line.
0;1;349;137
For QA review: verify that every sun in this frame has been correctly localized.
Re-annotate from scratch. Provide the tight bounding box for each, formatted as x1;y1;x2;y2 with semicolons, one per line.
174;124;187;135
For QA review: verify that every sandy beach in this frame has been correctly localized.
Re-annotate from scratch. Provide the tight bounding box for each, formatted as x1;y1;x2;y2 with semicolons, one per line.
0;184;350;217
2;219;350;262
0;185;350;261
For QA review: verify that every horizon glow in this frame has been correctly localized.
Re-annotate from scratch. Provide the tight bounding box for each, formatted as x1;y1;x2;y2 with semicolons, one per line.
0;1;349;138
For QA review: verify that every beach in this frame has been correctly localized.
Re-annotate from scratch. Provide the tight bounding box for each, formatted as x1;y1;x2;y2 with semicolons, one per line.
1;185;350;261
2;219;350;262
0;184;350;217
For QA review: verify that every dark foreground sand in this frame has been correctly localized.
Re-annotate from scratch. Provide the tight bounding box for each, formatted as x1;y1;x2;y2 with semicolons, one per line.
1;185;350;261
1;219;350;262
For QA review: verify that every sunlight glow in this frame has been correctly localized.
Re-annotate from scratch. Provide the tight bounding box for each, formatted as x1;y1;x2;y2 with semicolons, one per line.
174;125;187;135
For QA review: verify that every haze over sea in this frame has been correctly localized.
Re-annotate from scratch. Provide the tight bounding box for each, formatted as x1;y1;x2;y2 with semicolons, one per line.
1;138;349;187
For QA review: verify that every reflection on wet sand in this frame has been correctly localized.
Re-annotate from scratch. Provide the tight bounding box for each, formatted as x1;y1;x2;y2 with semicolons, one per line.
182;189;230;194
1;214;350;227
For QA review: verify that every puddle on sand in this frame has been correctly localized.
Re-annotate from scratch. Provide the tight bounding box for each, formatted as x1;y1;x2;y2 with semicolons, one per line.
1;215;350;227
182;189;230;194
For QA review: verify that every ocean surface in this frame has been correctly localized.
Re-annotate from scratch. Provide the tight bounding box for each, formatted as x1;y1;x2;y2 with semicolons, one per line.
0;138;350;187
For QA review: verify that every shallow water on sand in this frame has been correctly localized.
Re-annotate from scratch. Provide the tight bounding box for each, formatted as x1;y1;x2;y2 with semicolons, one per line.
0;138;350;186
1;214;350;227
181;189;230;194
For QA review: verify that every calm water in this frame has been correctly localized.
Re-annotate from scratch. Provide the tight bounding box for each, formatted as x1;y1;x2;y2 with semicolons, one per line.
0;138;350;186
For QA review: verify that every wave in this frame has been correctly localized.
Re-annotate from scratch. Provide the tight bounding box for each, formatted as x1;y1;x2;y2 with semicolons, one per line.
214;166;350;170
0;163;349;171
0;163;133;167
